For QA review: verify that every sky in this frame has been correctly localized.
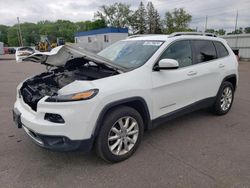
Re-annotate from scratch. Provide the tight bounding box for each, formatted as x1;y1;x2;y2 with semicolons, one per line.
0;0;249;32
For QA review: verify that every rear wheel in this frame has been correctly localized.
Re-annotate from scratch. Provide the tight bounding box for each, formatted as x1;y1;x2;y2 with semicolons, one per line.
211;81;234;115
95;106;144;163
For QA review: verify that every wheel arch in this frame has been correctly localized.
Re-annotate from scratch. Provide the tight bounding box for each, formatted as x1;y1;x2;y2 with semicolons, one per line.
222;74;237;90
93;97;151;138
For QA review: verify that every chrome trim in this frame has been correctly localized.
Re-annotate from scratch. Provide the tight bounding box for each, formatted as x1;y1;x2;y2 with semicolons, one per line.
23;126;44;145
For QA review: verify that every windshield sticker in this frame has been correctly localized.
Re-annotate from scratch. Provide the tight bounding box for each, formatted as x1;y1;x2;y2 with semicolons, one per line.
143;41;163;46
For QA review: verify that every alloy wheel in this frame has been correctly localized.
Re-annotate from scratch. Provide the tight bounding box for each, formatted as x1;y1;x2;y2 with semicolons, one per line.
108;116;139;156
220;87;233;111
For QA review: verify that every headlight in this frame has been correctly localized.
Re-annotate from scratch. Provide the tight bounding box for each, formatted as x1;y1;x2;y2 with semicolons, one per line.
45;89;99;102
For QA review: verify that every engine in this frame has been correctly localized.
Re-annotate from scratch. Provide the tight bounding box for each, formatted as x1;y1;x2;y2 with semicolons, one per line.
20;58;118;111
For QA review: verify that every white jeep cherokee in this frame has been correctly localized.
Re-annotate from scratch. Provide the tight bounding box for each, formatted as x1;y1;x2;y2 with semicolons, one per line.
13;32;238;162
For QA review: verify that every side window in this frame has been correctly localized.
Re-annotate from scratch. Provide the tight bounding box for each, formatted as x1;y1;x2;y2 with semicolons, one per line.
104;35;109;43
88;37;92;43
193;40;217;63
214;41;229;58
159;40;192;68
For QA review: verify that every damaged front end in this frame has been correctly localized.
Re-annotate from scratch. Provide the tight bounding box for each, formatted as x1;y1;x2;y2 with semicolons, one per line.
20;57;119;111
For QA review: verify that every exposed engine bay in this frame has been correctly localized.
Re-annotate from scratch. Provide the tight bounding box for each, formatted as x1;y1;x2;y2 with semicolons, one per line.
20;58;119;111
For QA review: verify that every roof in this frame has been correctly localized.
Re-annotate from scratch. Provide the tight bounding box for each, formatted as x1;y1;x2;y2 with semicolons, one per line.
75;27;128;37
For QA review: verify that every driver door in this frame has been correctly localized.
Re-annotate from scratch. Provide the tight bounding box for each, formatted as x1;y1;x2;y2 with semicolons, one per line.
151;40;201;119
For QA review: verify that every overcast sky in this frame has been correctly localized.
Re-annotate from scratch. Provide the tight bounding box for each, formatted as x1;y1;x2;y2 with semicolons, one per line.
0;0;249;31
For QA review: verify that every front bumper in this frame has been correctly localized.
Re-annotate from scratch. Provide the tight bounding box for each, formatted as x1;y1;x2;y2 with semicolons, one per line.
22;125;94;152
13;107;94;152
13;93;101;151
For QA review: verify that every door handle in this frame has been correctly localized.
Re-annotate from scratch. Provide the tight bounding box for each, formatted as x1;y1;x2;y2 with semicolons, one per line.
187;71;197;76
219;64;225;68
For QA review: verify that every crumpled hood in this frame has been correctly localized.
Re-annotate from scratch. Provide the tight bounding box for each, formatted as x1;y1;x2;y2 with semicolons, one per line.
20;44;125;72
22;45;74;66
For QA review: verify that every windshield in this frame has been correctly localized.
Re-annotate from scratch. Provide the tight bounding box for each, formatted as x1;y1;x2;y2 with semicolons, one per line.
98;40;163;69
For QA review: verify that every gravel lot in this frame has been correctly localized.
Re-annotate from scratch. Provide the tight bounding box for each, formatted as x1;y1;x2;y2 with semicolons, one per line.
0;55;250;188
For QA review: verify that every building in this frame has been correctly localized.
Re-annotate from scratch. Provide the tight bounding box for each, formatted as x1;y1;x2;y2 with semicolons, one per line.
0;42;4;55
74;27;128;53
221;34;250;60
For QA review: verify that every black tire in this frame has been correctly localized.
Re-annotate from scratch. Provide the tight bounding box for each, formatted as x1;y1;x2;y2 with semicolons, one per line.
211;81;234;115
95;106;144;163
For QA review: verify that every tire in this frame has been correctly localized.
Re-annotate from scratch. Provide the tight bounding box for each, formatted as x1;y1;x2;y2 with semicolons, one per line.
95;106;144;163
211;81;234;115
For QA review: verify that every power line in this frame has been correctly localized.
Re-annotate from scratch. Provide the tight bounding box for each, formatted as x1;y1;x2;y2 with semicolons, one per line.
158;0;250;21
191;7;249;22
186;1;250;15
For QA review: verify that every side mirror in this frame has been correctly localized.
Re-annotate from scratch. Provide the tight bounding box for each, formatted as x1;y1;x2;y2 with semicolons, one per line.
154;59;179;71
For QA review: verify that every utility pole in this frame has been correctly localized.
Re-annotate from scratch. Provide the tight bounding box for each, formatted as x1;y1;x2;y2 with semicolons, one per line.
17;17;23;46
205;16;208;32
17;30;21;46
234;10;238;33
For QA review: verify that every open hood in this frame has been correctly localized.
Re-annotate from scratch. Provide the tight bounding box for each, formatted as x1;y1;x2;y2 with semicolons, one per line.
19;44;126;72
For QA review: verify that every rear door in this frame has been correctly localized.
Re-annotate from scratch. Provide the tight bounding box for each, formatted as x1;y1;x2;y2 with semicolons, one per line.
213;41;231;87
191;40;222;98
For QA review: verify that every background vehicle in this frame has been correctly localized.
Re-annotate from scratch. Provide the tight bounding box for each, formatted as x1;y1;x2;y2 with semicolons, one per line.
13;33;238;162
4;47;9;54
8;47;16;54
232;48;240;61
36;35;65;52
15;47;36;62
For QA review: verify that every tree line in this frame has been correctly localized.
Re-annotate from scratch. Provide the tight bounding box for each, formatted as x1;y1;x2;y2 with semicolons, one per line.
95;2;192;34
0;1;249;47
0;19;106;46
95;2;250;35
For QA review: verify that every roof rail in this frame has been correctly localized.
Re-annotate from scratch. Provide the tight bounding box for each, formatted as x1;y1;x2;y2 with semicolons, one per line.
127;34;143;38
169;32;217;38
128;34;164;38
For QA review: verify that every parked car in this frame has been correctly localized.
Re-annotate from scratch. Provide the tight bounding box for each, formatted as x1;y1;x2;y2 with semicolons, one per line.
13;33;238;162
8;47;16;54
4;47;9;54
232;48;240;61
15;47;36;62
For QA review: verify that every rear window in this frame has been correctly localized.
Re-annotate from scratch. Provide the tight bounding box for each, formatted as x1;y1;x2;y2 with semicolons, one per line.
214;41;229;58
193;40;217;63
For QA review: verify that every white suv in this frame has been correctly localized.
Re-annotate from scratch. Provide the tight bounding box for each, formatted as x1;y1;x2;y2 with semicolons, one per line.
13;33;238;162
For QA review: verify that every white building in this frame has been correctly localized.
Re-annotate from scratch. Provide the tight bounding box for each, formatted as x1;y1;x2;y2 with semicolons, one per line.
74;27;128;53
221;34;250;60
0;42;4;55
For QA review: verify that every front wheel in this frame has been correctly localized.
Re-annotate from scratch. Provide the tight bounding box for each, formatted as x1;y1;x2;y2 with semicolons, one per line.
211;81;234;115
95;106;144;163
